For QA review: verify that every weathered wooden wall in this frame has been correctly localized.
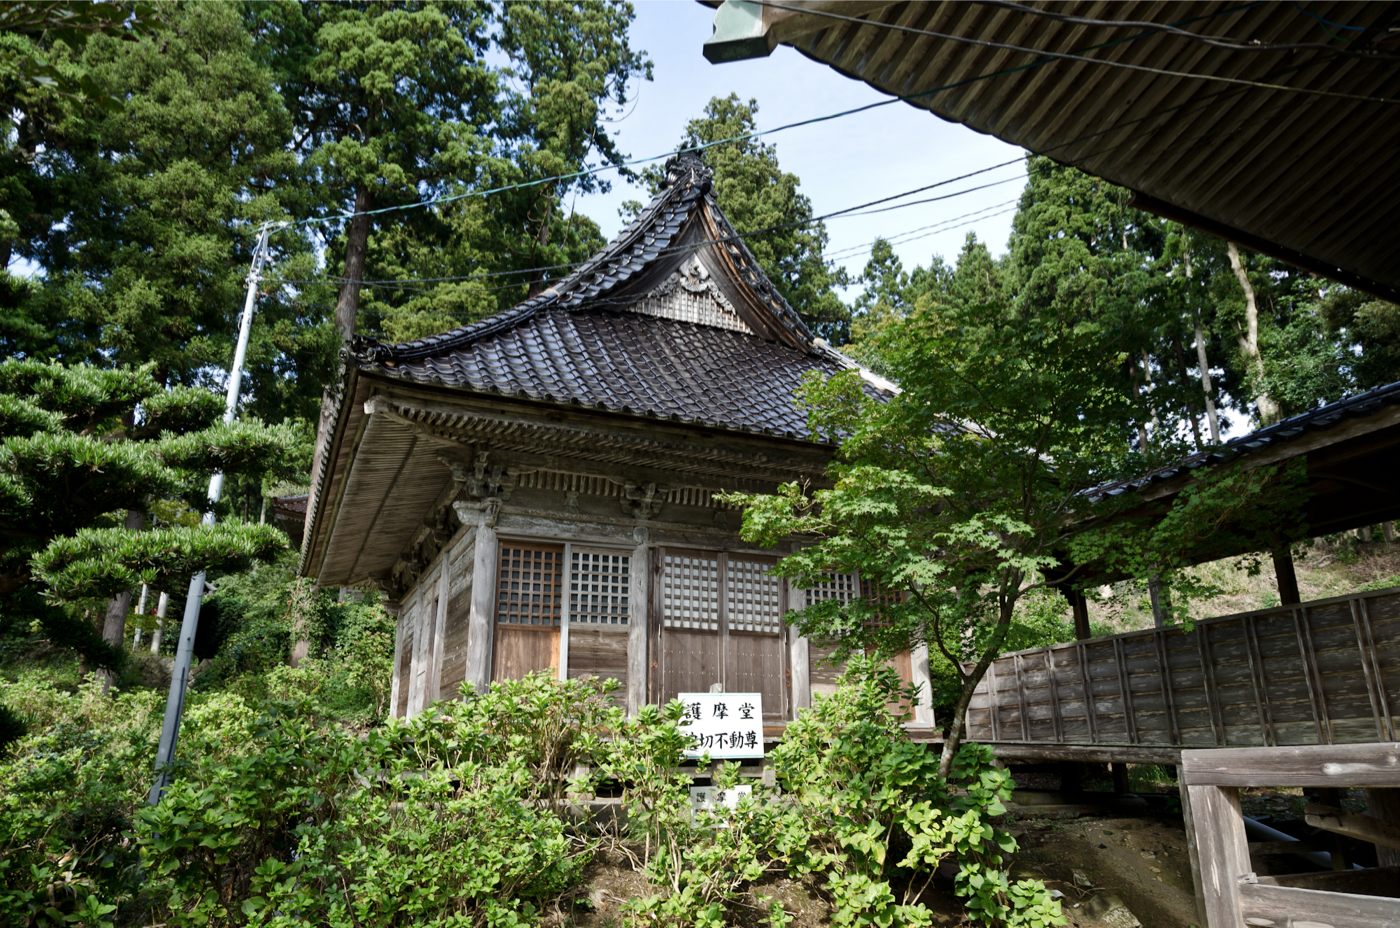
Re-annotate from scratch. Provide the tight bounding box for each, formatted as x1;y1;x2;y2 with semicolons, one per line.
966;587;1400;755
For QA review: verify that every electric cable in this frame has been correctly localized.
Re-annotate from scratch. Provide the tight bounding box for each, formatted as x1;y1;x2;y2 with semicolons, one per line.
965;0;1400;58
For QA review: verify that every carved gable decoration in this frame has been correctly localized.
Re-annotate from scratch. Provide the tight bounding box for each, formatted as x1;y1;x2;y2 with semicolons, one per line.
632;255;751;334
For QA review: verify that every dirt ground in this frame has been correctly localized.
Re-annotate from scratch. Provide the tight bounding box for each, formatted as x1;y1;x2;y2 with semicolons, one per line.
554;798;1204;928
1009;809;1199;928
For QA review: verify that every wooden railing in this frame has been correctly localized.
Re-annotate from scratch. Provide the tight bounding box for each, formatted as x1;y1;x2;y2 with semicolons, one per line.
1180;743;1400;928
965;587;1400;761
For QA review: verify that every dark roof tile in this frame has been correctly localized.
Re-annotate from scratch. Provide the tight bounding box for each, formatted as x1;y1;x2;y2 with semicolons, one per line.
378;309;871;442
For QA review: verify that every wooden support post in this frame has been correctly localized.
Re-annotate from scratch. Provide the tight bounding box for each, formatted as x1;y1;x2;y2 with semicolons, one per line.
1366;789;1400;868
909;641;936;728
1272;543;1301;606
427;565;449;703
1071;589;1091;640
1147;575;1170;628
1112;762;1129;794
387;600;404;718
1183;783;1250;928
627;530;651;715
787;585;810;716
463;510;498;694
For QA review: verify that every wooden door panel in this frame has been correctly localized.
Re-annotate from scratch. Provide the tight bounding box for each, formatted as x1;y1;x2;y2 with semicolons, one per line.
567;626;628;705
660;628;722;703
728;632;787;720
493;625;559;681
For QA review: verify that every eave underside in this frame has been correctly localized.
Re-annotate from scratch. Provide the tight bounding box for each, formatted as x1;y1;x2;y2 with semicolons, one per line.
766;1;1400;300
307;380;832;588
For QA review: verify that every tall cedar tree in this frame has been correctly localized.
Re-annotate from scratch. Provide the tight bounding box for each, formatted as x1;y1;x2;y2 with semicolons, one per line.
271;1;650;345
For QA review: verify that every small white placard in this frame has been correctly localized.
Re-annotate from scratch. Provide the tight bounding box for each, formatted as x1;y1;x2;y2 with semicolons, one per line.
688;784;752;813
677;692;764;759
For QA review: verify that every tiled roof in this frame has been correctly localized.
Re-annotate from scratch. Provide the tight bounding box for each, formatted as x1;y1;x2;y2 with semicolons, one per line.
342;151;878;442
1089;379;1400;500
353;152;811;365
379;308;863;441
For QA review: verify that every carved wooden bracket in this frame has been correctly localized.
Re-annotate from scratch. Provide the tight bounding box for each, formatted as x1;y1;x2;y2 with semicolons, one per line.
621;481;665;520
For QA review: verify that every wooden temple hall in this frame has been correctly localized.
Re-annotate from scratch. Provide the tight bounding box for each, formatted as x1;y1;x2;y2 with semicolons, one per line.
300;154;935;729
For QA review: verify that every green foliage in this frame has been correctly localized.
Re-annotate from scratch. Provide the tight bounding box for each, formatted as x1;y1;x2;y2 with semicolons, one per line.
619;660;1062;928
0;673;161;927
0;360;296;728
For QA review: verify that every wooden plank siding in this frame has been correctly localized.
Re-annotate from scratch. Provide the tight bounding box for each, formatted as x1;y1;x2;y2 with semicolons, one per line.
966;587;1400;755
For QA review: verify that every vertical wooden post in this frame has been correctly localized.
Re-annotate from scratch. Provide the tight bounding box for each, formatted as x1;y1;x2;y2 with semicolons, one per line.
428;565;449;702
1071;589;1091;640
787;585;811;716
463;510;498;694
627;528;650;715
387;600;404;718
1365;788;1400;868
1147;575;1170;628
1186;783;1250;927
1272;543;1301;606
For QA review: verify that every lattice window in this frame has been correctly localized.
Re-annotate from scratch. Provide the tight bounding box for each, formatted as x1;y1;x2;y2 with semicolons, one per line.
806;571;859;604
726;557;783;634
496;544;563;626
569;548;631;625
661;552;721;630
860;577;904;629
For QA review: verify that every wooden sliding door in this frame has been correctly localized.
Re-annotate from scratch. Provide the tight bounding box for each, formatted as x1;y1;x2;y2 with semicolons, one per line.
655;548;789;722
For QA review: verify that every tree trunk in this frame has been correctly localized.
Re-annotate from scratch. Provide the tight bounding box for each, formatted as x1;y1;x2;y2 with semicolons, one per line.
98;509;147;688
334;186;372;343
940;599;1015;778
1194;311;1222;443
150;590;169;654
1227;241;1281;425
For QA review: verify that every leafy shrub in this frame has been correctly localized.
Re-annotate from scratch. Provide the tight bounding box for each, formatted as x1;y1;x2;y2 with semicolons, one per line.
0;673;160;927
771;657;1063;927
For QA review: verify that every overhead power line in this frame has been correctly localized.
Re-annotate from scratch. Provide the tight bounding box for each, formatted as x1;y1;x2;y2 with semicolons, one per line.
967;0;1400;59
275;162;1029;294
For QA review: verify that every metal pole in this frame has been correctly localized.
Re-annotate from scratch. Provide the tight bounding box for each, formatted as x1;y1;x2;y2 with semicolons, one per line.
149;226;272;804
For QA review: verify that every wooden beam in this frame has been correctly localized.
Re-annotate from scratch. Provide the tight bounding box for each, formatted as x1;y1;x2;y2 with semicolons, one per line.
1304;807;1400;852
1182;743;1400;788
1238;881;1400;928
1368;789;1400;869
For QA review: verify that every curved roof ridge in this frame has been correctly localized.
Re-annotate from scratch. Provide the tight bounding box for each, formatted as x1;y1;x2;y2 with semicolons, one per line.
349;153;716;365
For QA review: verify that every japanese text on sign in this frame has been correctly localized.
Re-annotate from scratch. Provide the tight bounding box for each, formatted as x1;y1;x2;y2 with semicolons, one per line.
677;692;764;759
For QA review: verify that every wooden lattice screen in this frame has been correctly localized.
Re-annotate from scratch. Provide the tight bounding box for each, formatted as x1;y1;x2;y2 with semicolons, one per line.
569;548;630;625
726;556;783;634
661;552;722;631
496;543;563;626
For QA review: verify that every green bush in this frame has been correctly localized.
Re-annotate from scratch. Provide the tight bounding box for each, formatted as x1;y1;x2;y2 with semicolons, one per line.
0;673;160;927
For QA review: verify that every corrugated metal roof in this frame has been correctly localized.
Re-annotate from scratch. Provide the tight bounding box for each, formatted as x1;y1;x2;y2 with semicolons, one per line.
708;1;1400;301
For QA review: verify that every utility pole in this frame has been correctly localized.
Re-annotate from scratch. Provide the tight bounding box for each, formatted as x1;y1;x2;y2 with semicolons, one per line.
149;225;274;804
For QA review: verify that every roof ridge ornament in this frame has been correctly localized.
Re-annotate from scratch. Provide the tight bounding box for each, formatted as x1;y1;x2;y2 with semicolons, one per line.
662;151;713;193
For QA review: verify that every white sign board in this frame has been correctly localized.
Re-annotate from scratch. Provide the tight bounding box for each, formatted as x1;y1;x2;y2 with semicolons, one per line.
677;692;764;759
688;784;752;814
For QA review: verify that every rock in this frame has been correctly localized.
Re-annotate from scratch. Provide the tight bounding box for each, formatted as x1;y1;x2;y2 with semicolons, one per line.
1084;892;1143;928
1072;868;1093;889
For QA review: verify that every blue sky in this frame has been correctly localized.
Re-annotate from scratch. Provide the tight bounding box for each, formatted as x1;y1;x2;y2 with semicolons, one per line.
573;0;1028;286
